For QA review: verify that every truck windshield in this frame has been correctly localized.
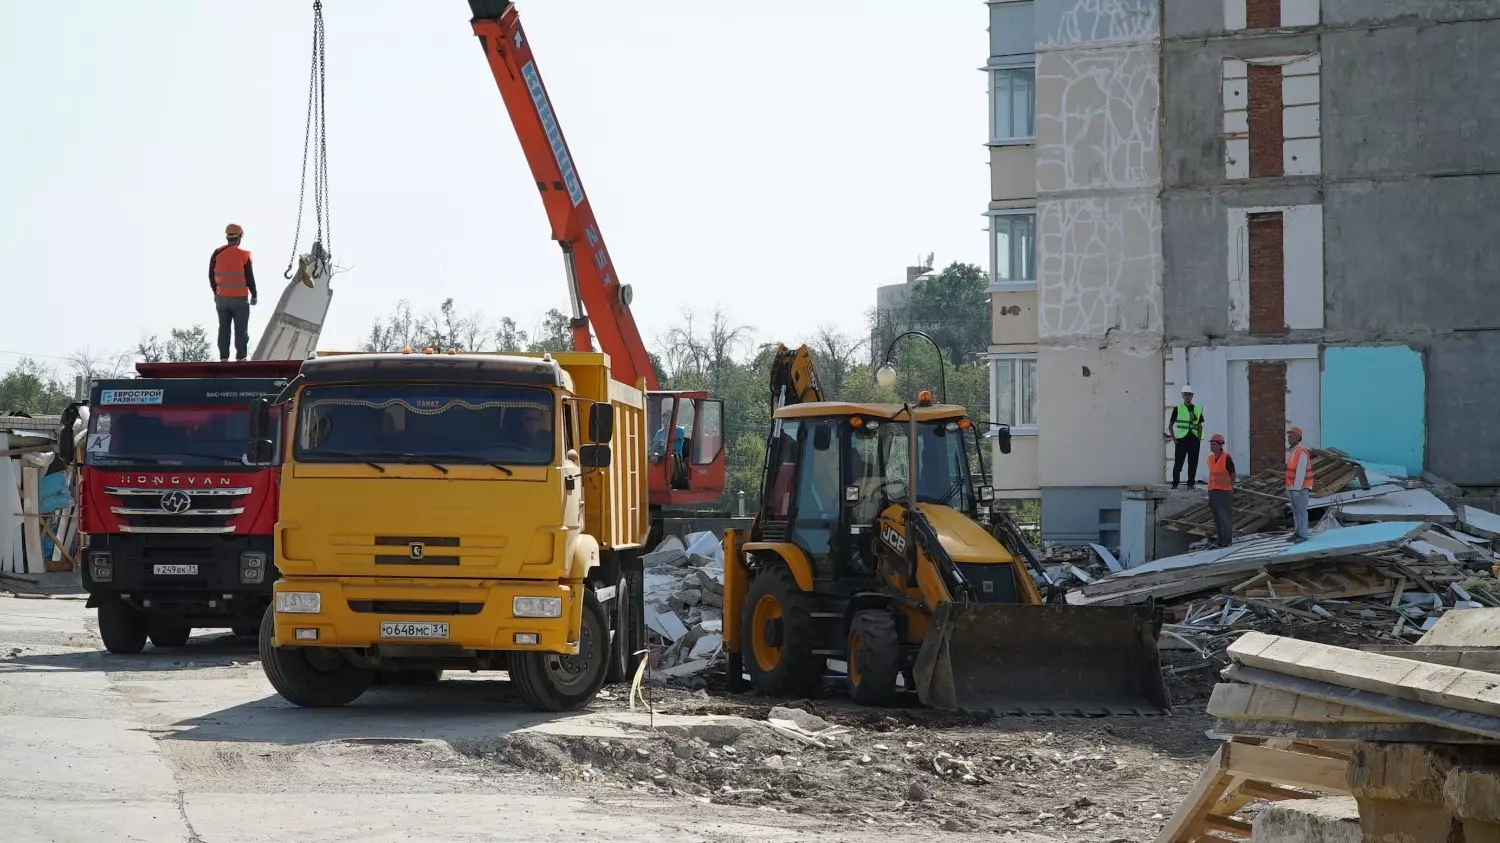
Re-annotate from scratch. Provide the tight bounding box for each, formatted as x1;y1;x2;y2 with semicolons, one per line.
849;418;974;516
295;384;555;466
85;405;273;468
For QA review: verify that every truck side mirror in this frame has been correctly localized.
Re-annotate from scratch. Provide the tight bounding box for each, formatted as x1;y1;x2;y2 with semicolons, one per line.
587;402;614;444
56;403;82;465
579;444;612;469
247;398;274;464
995;426;1012;455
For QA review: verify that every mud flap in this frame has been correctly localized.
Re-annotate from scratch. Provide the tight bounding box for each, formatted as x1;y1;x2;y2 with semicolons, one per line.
912;602;1170;715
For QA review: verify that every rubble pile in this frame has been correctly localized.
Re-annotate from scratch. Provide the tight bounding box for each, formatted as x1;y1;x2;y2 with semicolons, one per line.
1068;454;1500;687
642;532;727;678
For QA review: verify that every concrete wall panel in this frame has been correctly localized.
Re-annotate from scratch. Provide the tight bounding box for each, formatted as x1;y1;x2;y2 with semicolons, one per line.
1038;195;1162;346
1038;348;1163;487
1037;46;1160;194
1326;176;1500;333
1426;333;1500;485
1162;0;1225;39
1322;346;1425;475
1041;486;1127;544
1161;36;1321;190
1323;21;1500;179
1323;0;1500;26
991;290;1038;346
993;432;1039;495
1162;194;1227;341
1037;0;1158;46
990;145;1038;201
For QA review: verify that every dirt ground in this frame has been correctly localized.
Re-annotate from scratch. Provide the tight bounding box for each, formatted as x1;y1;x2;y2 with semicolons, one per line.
466;679;1221;843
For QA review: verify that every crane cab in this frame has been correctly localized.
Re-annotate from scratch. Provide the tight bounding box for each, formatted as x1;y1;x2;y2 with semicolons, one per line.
646;391;724;506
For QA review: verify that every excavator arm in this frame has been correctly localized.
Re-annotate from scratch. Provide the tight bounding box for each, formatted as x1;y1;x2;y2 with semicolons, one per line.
768;344;823;409
467;1;656;390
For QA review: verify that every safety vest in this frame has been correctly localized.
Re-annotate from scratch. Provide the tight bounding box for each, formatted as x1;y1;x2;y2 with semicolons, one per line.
212;245;252;298
1207;453;1233;491
1285;446;1315;490
1172;403;1204;440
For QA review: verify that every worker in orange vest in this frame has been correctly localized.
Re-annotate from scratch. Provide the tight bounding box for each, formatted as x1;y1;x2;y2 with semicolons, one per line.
1206;433;1236;548
1285;426;1315;543
209;223;258;362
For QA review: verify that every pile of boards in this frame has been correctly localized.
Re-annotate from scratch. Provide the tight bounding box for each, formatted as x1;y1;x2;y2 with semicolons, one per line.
1160;448;1374;540
2;415;79;578
642;532;727;678
1157;612;1500;841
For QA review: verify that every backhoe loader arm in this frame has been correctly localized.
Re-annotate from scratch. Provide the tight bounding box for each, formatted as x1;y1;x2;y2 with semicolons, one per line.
467;1;657;390
768;344;823;410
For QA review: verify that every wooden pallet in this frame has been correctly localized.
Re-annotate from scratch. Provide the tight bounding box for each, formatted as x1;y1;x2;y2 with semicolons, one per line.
1154;738;1351;843
1162;450;1369;538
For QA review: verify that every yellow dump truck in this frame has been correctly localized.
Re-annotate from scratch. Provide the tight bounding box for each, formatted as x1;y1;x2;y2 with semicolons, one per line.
249;350;648;711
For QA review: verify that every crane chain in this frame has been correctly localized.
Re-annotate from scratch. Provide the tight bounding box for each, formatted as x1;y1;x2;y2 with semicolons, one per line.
284;0;331;279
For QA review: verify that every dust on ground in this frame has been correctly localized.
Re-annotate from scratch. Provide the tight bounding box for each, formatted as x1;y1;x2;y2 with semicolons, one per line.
462;686;1218;842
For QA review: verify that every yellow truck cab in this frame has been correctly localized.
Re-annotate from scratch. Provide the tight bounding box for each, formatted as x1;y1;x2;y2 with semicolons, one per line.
250;350;647;711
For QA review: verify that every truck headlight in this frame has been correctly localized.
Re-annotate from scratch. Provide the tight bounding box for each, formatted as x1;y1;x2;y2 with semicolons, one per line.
275;592;321;614
240;552;267;584
512;596;562;618
89;551;113;582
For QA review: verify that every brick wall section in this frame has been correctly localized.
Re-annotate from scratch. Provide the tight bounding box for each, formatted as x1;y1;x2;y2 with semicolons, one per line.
1248;65;1284;177
1246;0;1282;29
1248;212;1286;335
1248;361;1288;474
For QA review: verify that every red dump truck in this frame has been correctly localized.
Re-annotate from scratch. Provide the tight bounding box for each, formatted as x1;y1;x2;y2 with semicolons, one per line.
61;361;302;653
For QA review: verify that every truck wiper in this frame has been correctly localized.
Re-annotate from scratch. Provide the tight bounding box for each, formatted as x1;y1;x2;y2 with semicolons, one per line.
358;452;452;475
304;450;388;473
414;453;515;476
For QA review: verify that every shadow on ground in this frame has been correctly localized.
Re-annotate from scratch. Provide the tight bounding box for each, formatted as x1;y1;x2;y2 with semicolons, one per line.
1;631;259;673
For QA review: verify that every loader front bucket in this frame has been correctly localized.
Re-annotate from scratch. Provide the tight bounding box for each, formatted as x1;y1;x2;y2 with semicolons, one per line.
912;602;1169;715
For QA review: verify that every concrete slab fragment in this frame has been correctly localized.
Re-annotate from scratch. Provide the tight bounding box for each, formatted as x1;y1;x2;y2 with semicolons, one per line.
1459;505;1500;540
1339;488;1454;523
1308;484;1403;509
1251;795;1361;843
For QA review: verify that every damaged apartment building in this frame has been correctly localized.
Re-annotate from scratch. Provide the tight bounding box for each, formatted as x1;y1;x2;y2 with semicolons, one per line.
983;0;1500;543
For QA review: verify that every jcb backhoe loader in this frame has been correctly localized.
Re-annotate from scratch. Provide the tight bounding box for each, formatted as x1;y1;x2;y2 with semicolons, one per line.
722;346;1168;715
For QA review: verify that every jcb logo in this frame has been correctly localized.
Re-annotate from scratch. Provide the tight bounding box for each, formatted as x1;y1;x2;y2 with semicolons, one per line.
881;525;906;555
409;543;425;560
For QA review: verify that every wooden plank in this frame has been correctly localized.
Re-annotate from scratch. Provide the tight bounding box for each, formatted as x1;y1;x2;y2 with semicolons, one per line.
1223;664;1500;742
1200;814;1252;835
1153;746;1232;843
1237;781;1322;801
1214;717;1500;745
1358;646;1500;674
1221;741;1351;794
1207;682;1410;724
20;467;42;576
1228;631;1500;719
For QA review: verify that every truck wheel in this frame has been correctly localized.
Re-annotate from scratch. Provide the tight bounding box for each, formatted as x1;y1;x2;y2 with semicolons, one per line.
98;599;148;655
258;607;372;707
232;625;259;638
604;573;634;684
148;624;192;648
742;566;823;698
848;609;901;706
510;590;609;712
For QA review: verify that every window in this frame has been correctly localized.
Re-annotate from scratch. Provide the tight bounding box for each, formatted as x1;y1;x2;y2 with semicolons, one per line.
990;211;1035;287
989;0;1035;61
990;356;1038;431
990;67;1035;143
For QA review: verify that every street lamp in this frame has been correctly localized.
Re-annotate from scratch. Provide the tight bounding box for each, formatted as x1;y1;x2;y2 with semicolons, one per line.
875;330;946;403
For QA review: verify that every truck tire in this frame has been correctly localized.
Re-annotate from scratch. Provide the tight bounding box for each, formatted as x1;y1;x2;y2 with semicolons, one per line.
232;625;260;638
742;566;823;698
98;599;148;655
258;607;372;707
847;609;901;706
148;624;192;648
604;573;633;684
510;590;609;712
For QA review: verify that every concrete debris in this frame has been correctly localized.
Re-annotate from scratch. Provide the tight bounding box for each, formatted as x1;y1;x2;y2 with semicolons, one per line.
768;706;831;733
642;532;729;679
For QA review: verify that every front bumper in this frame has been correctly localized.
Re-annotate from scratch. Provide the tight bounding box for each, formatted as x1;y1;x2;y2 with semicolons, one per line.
81;533;278;608
271;578;581;653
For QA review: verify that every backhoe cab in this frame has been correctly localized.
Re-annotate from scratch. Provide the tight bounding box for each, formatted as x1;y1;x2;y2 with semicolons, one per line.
723;392;1169;715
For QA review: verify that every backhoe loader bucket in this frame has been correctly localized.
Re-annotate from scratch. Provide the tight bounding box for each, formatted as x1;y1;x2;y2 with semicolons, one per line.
912;602;1169;715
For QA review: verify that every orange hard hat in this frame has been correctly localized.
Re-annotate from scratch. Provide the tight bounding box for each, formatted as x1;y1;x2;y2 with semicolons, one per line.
225;223;244;237
1210;433;1225;444
1288;426;1303;437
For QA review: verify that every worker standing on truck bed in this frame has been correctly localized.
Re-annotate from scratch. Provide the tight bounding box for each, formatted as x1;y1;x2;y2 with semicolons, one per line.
210;223;258;362
1206;433;1236;547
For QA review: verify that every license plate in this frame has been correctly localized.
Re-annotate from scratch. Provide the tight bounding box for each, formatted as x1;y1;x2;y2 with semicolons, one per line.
380;621;449;639
152;564;199;576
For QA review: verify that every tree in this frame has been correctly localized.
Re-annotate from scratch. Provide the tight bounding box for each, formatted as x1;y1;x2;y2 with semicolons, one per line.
137;326;212;363
0;358;71;415
67;348;132;381
417;298;491;352
805;324;868;400
903;261;989;366
362;300;423;353
529;309;574;354
495;317;530;352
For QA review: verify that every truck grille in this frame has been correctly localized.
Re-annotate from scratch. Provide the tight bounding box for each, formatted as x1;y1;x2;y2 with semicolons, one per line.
104;486;252;534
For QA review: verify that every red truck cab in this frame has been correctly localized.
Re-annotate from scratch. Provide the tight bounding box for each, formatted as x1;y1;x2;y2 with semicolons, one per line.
64;361;302;654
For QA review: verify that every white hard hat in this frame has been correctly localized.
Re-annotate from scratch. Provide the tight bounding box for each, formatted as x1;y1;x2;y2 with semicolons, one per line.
1181;384;1194;393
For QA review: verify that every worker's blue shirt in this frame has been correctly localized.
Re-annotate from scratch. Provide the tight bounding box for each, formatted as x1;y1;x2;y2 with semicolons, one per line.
652;425;686;457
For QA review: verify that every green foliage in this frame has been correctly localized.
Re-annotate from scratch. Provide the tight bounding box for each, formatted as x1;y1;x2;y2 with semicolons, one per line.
0;358;72;415
901;261;989;365
138;326;212;363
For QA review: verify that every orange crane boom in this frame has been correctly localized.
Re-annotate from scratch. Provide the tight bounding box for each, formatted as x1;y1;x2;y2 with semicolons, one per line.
467;1;657;390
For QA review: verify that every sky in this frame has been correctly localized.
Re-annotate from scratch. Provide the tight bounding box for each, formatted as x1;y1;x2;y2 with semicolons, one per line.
0;1;989;372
